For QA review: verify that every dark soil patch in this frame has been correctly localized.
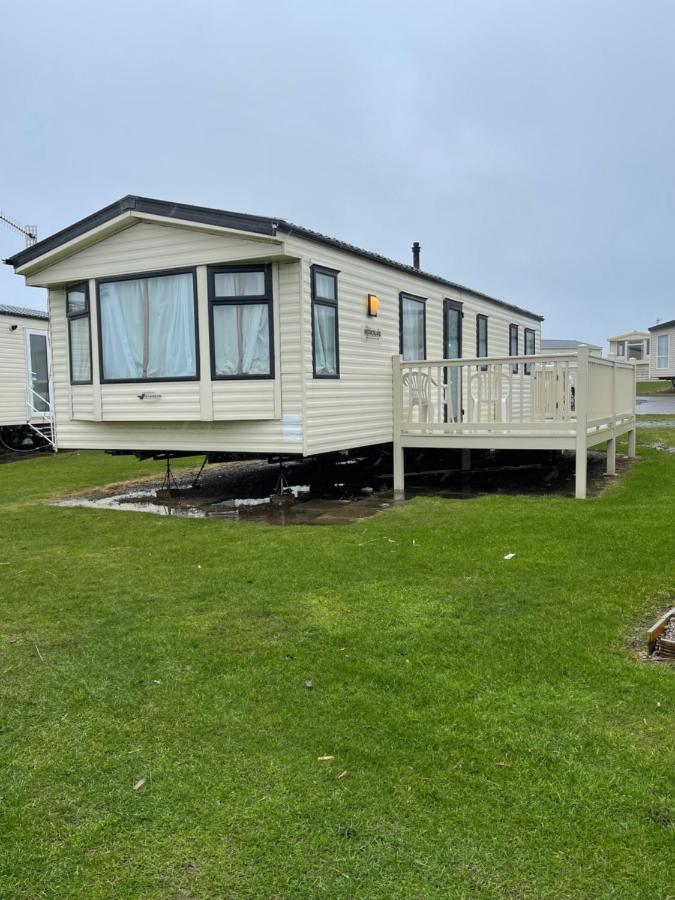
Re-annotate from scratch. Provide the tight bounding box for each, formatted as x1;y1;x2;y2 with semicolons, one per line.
47;448;633;525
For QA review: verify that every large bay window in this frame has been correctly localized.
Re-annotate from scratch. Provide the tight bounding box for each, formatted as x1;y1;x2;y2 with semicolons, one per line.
208;265;273;379
399;293;426;361
67;282;92;384
98;270;198;382
312;266;339;377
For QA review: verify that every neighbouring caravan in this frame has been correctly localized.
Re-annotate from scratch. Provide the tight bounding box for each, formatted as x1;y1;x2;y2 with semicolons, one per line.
649;319;675;385
607;330;651;382
540;339;602;357
5;196;635;497
0;304;53;450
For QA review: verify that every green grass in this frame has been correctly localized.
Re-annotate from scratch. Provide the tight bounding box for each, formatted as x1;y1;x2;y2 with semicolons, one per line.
1;440;674;899
637;380;675;396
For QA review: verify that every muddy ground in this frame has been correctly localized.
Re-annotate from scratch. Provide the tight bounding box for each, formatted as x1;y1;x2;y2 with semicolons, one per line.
49;448;633;526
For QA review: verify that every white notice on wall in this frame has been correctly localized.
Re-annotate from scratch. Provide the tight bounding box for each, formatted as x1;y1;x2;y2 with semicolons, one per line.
283;413;302;443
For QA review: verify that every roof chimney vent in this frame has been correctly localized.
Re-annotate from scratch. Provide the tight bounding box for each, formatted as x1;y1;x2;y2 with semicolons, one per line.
412;241;421;270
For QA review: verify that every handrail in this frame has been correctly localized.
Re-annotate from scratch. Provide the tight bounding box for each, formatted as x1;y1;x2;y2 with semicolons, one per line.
27;385;53;418
400;352;578;367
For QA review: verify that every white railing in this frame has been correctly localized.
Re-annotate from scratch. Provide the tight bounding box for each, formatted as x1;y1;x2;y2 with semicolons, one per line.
25;385;56;449
393;349;635;438
26;385;52;419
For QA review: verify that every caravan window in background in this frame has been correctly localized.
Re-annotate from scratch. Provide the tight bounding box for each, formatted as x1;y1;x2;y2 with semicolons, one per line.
616;341;625;356
399;294;426;361
311;266;339;377
66;282;92;384
98;270;198;382
657;334;669;369
209;265;273;379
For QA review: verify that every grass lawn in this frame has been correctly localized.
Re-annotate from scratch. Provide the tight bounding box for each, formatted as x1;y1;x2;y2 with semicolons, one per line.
636;380;675;396
1;440;674;899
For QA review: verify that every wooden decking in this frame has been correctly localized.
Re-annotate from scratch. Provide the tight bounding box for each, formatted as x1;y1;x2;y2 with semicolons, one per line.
392;347;636;498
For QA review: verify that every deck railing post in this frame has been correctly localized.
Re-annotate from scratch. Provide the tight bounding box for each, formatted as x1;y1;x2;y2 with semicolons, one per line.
575;346;589;499
392;355;405;494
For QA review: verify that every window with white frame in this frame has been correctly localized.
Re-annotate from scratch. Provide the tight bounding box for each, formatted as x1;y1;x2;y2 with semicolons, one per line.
66;282;92;384
209;265;273;378
616;341;625;356
98;270;198;382
657;334;669;369
312;266;339;377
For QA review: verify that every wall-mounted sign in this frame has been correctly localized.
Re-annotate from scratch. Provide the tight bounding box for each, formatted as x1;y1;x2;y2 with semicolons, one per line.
364;326;382;341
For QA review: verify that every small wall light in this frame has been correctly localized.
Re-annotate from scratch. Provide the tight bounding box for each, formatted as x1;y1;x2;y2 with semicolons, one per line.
10;324;18;331
367;294;379;317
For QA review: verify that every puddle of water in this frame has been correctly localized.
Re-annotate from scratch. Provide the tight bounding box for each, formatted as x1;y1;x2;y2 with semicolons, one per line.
49;484;403;525
47;448;626;526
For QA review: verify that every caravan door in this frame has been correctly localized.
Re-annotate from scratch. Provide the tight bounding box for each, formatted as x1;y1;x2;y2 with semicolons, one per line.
25;329;51;417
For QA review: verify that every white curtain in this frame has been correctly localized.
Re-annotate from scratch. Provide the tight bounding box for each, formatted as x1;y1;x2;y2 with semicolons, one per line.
69;317;91;382
314;272;335;300
213;303;270;376
147;274;196;378
99;273;196;380
402;298;424;361
313;304;337;375
214;271;265;297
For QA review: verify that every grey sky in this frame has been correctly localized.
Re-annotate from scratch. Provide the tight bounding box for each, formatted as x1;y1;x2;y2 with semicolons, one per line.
1;0;673;347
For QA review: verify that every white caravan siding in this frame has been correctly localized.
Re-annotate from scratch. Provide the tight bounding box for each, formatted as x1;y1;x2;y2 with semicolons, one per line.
0;312;48;427
37;219;540;455
284;233;540;455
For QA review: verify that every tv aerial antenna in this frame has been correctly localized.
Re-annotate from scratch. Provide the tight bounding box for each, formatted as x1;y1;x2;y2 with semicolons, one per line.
0;210;37;247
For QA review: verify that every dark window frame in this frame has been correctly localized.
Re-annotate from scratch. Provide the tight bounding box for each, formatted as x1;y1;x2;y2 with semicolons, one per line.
66;280;93;385
524;327;536;375
311;264;340;379
96;267;200;385
509;323;519;373
207;263;275;381
443;298;463;359
399;292;427;360
476;314;488;369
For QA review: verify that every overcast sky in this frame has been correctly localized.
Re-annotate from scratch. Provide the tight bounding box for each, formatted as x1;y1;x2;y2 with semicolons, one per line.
2;0;673;346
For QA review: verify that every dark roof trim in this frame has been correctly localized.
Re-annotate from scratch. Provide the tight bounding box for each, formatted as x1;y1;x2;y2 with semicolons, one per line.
0;303;48;320
649;319;675;332
4;194;543;322
4;195;279;270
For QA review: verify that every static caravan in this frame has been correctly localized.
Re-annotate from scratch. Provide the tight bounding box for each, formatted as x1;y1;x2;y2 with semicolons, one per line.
607;330;651;381
648;319;675;385
540;339;602;357
0;304;53;450
5;195;635;497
